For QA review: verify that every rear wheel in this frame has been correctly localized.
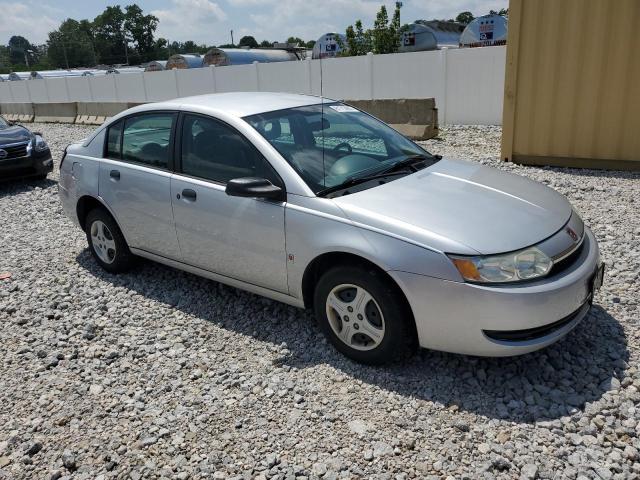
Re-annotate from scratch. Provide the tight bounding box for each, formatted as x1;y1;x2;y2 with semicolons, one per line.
313;265;415;364
85;208;135;273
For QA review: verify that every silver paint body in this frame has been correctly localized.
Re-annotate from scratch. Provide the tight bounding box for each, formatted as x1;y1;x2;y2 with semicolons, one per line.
58;92;601;356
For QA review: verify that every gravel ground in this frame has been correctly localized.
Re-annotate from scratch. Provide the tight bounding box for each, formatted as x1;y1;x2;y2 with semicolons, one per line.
0;123;639;480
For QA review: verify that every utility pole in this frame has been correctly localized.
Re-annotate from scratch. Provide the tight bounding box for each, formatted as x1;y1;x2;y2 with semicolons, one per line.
61;39;69;69
124;36;129;65
230;30;234;46
396;1;403;26
90;42;97;67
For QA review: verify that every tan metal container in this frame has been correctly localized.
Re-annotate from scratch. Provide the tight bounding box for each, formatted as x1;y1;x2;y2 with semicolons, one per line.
502;0;640;170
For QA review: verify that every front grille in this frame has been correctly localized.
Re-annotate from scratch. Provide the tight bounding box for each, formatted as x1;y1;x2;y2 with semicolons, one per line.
483;302;590;342
0;142;29;159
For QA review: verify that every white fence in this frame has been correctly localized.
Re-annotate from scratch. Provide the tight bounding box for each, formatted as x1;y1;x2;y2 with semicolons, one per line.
0;46;506;125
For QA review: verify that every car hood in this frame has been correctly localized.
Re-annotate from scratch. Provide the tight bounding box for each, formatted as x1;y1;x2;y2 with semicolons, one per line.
333;158;572;255
0;125;31;145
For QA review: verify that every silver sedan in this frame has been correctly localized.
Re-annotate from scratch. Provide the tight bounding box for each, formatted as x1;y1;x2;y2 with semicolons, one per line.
58;92;604;364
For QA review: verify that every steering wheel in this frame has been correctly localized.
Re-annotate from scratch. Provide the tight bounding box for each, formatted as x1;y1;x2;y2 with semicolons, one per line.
332;142;353;156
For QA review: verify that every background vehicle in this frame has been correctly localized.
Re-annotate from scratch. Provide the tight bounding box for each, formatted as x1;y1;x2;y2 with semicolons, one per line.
58;93;603;364
0;116;53;181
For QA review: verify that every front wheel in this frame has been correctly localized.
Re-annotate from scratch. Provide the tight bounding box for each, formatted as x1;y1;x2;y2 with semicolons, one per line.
313;265;415;365
85;208;135;273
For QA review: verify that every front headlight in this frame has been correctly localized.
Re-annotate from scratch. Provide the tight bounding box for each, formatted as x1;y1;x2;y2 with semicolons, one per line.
448;247;553;283
34;135;48;152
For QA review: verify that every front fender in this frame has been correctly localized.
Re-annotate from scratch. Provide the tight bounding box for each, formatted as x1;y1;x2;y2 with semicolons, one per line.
285;196;462;299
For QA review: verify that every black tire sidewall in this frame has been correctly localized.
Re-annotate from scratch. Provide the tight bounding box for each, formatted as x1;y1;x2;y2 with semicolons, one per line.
314;265;413;365
85;209;134;273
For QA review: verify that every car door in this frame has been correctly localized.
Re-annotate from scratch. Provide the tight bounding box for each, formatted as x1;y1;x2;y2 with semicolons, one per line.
170;113;288;293
99;112;181;260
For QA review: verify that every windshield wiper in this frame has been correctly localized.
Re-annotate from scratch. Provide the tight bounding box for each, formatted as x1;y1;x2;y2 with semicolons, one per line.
316;171;409;197
373;154;436;176
316;154;440;198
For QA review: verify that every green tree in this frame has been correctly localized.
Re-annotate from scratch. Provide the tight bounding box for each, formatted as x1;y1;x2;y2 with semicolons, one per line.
371;5;389;54
124;4;159;62
238;36;258;48
456;11;474;24
286;36;304;46
344;25;356;54
154;37;169;58
343;20;371;56
305;40;316;49
182;40;199;53
490;8;509;16
8;36;35;65
389;3;401;50
37;3;214;68
259;40;272;47
0;46;11;73
47;19;96;68
342;4;401;57
93;5;127;64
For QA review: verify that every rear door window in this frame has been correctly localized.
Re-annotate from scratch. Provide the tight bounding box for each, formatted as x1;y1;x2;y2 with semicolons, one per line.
121;113;176;170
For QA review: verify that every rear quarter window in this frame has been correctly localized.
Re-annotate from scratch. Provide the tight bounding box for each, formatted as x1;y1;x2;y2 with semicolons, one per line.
105;121;123;159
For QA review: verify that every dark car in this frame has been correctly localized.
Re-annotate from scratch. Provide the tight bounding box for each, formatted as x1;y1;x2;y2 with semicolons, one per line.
0;115;53;181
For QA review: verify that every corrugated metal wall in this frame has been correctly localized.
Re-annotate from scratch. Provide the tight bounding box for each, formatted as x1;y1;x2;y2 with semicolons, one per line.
502;0;640;170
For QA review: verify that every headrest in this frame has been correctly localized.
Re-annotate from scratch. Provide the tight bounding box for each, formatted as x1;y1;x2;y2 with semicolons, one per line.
259;120;281;140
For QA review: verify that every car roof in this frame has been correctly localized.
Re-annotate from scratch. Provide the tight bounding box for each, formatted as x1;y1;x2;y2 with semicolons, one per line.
150;92;327;118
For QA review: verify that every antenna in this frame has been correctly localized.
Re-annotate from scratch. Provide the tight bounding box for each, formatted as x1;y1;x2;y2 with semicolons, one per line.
320;45;325;188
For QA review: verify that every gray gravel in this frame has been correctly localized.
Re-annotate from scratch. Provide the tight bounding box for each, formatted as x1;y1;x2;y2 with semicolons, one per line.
0;123;639;480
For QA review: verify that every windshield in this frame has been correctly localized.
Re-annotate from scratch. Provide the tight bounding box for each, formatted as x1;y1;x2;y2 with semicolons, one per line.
245;102;431;194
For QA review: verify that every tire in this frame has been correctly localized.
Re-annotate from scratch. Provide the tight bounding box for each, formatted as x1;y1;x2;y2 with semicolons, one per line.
85;208;135;273
313;265;415;365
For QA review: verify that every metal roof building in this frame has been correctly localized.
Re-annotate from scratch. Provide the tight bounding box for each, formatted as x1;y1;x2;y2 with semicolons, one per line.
166;54;204;69
8;72;30;81
459;14;508;48
400;21;463;52
105;67;146;75
29;70;93;80
145;60;167;72
312;33;346;59
203;48;298;67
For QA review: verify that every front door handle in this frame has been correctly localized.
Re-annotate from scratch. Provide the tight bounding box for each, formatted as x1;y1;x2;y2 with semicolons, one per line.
181;188;197;201
110;170;120;180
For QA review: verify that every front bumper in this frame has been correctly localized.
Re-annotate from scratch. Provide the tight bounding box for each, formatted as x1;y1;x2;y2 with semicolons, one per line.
0;150;53;180
390;227;602;356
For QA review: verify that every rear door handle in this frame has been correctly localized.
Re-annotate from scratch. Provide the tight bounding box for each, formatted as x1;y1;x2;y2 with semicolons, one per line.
181;188;197;201
110;170;120;180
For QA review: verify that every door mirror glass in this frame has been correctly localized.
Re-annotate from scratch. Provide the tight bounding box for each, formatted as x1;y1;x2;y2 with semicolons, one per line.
225;177;285;201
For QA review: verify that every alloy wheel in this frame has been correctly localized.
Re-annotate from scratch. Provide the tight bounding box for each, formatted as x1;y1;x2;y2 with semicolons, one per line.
325;283;385;351
90;220;117;264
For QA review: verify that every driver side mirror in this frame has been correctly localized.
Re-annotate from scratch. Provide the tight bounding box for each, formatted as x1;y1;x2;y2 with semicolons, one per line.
225;177;285;202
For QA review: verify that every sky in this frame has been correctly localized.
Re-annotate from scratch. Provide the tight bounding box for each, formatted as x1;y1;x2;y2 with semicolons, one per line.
1;0;508;47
